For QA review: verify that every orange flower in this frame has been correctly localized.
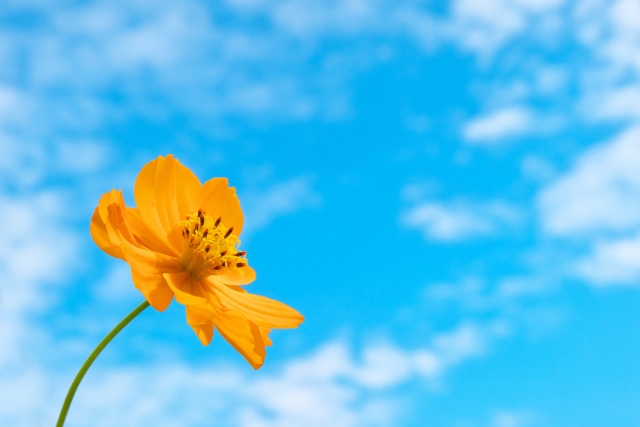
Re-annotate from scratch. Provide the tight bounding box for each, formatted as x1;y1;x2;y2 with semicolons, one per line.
90;155;303;369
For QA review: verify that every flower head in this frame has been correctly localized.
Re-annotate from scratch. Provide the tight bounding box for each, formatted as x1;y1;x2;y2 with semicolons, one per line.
90;155;303;368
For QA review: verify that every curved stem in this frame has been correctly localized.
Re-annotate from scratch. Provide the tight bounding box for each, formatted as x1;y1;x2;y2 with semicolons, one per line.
56;300;150;427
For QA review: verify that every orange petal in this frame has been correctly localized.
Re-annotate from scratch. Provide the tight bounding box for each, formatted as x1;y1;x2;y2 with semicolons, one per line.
218;264;257;286
214;310;266;369
195;178;244;235
260;327;273;346
90;190;128;259
119;245;181;312
107;213;183;311
250;320;267;362
127;207;178;257
163;272;210;306
116;225;184;275
210;280;304;329
130;266;174;311
134;155;201;252
186;303;216;326
186;305;216;345
191;319;214;345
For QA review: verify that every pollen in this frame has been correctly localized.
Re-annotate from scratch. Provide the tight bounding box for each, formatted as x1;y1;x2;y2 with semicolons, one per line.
178;209;248;280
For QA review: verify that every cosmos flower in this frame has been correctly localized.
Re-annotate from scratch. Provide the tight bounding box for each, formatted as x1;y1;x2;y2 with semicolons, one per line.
90;155;303;369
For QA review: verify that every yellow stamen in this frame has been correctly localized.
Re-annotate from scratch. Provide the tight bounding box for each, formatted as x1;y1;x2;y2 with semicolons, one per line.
178;209;247;280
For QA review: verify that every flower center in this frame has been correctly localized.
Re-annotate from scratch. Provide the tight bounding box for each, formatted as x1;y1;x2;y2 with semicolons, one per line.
178;209;248;280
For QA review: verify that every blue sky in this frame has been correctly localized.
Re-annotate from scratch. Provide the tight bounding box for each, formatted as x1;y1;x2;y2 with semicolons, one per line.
2;0;640;426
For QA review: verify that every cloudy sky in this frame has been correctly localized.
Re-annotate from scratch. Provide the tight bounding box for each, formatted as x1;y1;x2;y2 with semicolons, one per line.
2;0;640;426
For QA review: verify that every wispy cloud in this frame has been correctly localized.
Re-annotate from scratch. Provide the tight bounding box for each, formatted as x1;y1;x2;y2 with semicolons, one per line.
0;314;507;427
401;199;521;242
491;409;533;427
0;0;576;142
92;263;140;303
0;191;82;427
0;192;78;307
54;322;503;427
575;0;640;123
2;1;640;426
241;177;322;236
463;106;535;144
537;126;640;236
421;273;560;340
442;0;564;60
426;276;549;313
573;233;640;286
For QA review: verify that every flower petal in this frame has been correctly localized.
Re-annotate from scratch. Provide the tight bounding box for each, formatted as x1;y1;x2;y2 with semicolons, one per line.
214;310;266;369
130;266;174;311
126;207;178;257
260;327;273;346
90;190;129;259
186;305;216;345
134;155;201;251
186;303;216;326
210;281;304;329
217;265;257;286
195;178;244;235
115;226;184;275
119;248;181;311
191;319;214;345
163;272;210;306
103;205;183;311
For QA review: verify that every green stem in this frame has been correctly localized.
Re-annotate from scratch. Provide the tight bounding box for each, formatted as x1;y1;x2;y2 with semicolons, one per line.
55;300;150;427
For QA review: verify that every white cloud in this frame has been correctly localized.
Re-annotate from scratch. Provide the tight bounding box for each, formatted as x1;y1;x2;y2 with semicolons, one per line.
445;0;640;149
463;106;534;144
56;140;111;173
0;368;50;427
0;85;32;127
427;277;491;308
446;0;526;58
242;177;321;235
0;0;575;139
4;2;639;426
492;410;532;427
583;86;640;121
424;276;557;342
536;126;640;288
0;322;503;427
268;0;380;38
0;190;81;427
0;0;425;131
573;0;640;125
594;0;640;69
0;193;78;307
573;233;640;286
0;134;46;186
93;263;140;302
402;199;521;242
534;65;568;95
513;0;564;12
0;0;589;155
537;126;640;236
443;0;564;59
432;322;500;365
0;0;628;149
520;155;556;182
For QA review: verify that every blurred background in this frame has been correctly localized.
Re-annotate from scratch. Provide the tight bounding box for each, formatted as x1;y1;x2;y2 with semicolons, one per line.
2;0;640;426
